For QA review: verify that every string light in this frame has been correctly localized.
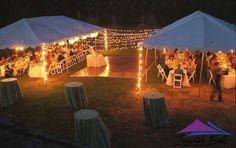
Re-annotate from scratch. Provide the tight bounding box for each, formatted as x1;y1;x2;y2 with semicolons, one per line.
68;38;76;44
137;45;143;93
163;48;166;54
58;41;65;46
82;35;87;40
104;29;108;50
15;47;24;51
41;43;48;86
95;29;158;51
90;32;99;38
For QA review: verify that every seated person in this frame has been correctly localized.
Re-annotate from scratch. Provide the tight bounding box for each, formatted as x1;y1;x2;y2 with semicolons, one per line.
57;53;65;62
4;65;14;78
174;64;184;75
164;56;173;75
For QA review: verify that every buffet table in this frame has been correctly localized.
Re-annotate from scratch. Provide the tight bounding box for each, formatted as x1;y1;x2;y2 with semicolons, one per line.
86;54;106;67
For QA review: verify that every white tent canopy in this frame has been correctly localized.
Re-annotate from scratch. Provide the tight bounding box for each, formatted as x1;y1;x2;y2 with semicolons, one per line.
142;11;236;95
143;11;236;51
0;16;103;49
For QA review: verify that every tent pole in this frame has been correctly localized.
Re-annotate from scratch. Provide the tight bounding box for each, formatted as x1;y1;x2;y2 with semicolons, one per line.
154;48;157;65
198;52;204;96
95;36;97;50
145;48;148;83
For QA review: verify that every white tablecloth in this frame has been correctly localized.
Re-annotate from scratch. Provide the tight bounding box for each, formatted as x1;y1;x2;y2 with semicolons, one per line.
86;54;106;67
166;70;191;87
0;66;5;77
28;65;44;78
221;73;236;89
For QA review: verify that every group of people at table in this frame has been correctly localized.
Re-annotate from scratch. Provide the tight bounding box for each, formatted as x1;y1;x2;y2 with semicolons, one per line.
161;49;236;91
0;41;92;78
163;49;197;87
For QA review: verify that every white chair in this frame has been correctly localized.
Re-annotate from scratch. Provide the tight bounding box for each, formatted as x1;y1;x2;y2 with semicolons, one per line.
157;64;167;81
208;70;216;85
72;55;77;65
173;74;183;89
76;52;84;63
157;64;161;78
55;63;63;74
67;57;73;68
48;64;57;75
188;70;195;84
60;59;68;71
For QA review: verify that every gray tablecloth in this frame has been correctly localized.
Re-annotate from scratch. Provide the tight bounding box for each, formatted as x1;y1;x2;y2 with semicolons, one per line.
143;92;170;128
0;78;23;107
64;82;88;112
74;109;111;148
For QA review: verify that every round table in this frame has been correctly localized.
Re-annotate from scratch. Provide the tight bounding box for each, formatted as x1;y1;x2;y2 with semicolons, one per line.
74;109;111;148
143;92;170;128
0;78;23;107
166;70;191;87
87;54;107;67
64;82;88;112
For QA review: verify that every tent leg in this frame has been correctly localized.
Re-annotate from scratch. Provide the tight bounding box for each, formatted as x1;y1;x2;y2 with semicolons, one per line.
154;48;157;65
198;52;204;96
145;48;148;83
95;37;97;50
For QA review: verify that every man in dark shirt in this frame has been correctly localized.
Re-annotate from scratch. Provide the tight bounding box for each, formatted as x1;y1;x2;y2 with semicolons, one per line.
57;54;65;62
174;64;184;75
210;62;222;102
5;65;13;78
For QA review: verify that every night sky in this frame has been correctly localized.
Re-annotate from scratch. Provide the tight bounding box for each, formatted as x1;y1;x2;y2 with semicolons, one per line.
1;0;236;28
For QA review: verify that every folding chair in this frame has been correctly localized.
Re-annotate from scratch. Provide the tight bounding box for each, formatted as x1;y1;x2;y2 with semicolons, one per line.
67;57;73;68
55;63;63;74
173;74;183;89
48;64;57;75
157;64;161;78
208;70;216;85
72;55;77;65
60;59;68;71
188;70;195;84
157;64;167;81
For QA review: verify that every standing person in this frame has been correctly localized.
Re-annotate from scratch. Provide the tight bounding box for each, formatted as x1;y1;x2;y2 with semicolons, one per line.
210;62;222;102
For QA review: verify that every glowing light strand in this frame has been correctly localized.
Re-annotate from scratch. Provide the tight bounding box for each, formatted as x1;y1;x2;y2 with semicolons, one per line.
95;29;159;51
41;43;48;85
104;29;108;50
137;46;143;93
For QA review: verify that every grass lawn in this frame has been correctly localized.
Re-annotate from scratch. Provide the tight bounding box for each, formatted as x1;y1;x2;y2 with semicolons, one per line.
0;49;235;148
